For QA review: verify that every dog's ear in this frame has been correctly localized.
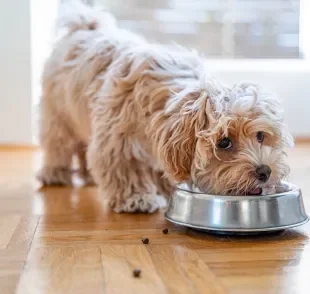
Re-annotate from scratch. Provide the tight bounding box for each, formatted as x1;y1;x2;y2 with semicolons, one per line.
152;90;211;182
155;112;197;182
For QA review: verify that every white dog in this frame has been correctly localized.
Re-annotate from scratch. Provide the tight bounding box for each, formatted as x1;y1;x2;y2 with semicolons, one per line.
37;2;293;213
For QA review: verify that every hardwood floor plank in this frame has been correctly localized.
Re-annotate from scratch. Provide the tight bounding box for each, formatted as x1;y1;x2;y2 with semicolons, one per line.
147;245;196;294
16;247;104;294
148;244;227;294
219;275;307;294
208;259;303;276
0;261;24;294
0;217;39;294
39;213;176;230
100;245;165;294
32;228;190;246
195;247;306;263
0;215;21;249
0;217;39;262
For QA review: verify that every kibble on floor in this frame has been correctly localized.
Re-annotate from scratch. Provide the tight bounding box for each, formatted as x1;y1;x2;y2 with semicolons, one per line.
141;237;149;244
133;269;141;278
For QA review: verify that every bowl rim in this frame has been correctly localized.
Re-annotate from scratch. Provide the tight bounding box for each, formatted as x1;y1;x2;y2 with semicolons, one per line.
175;181;300;200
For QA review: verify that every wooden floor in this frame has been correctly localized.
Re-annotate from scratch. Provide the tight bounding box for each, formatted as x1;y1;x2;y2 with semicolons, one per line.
0;144;310;294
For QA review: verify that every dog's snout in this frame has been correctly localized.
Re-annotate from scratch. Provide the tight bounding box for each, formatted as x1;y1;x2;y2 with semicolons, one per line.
255;165;271;182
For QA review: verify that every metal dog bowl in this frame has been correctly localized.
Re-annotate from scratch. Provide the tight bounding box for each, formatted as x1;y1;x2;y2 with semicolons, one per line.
165;182;309;235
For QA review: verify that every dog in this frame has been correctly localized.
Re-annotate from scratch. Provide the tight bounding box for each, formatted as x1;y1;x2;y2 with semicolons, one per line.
37;2;293;213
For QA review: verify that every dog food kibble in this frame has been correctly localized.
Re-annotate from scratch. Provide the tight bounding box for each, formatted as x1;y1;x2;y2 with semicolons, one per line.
162;228;168;234
133;269;141;278
141;237;149;244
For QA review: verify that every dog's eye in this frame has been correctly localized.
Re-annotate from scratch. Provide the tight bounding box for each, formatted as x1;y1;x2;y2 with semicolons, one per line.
217;137;233;150
256;132;264;143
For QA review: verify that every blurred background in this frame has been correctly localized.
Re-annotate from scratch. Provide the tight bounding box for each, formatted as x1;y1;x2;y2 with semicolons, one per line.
0;0;309;145
93;0;302;59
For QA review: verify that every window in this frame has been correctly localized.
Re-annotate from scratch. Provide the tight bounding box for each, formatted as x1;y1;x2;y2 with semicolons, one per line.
94;0;301;59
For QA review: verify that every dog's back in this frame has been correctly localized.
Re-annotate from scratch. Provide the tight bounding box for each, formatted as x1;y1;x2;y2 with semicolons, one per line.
41;2;144;142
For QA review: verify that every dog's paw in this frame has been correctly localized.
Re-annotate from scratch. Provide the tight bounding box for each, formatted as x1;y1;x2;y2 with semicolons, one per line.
36;166;72;186
76;170;96;186
113;194;167;213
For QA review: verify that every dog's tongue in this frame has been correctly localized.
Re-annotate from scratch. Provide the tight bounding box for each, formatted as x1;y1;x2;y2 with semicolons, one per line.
247;187;262;196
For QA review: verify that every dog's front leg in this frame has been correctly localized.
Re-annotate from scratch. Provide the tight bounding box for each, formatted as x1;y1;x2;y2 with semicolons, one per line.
87;134;166;213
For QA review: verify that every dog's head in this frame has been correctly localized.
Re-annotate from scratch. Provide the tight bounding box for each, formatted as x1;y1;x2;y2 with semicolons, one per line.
155;80;293;195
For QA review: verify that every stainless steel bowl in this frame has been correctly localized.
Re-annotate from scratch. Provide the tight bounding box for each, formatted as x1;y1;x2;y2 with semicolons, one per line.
165;182;309;234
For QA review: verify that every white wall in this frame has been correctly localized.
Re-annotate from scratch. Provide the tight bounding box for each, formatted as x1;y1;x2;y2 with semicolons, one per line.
31;0;59;144
0;0;32;144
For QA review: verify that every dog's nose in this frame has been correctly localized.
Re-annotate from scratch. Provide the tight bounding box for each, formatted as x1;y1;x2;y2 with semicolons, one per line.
255;165;272;182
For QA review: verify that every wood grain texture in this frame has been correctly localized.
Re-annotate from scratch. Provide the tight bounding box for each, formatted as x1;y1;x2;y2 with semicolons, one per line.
0;217;39;294
0;215;21;249
16;247;104;294
100;245;165;294
148;244;227;294
0;145;309;294
0;261;24;294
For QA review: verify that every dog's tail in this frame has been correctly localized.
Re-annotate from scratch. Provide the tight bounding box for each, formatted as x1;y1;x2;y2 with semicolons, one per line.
57;0;116;35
